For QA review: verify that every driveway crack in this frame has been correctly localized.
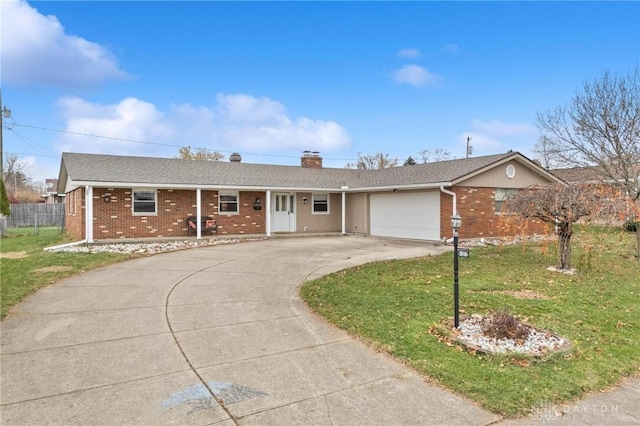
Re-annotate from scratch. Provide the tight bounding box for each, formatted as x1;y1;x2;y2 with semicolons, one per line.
164;258;240;425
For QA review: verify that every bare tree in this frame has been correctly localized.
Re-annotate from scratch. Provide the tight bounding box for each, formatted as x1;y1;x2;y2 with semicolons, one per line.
537;67;640;259
3;154;31;193
1;154;43;203
532;135;562;169
506;183;626;271
176;146;226;161
346;153;399;170
417;148;451;163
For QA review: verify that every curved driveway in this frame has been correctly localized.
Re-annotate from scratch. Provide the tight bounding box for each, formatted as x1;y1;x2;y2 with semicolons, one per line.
1;236;501;425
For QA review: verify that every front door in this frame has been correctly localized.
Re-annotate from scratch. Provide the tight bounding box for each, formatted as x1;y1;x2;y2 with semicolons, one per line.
273;193;295;232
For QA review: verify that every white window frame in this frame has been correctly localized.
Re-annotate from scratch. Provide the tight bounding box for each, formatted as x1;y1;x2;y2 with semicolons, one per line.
68;190;76;215
132;188;157;215
219;190;239;215
312;193;330;215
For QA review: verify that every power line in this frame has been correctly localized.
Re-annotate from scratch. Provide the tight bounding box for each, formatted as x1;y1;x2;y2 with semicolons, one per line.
15;123;181;149
9;128;58;156
13;122;358;162
4;151;58;158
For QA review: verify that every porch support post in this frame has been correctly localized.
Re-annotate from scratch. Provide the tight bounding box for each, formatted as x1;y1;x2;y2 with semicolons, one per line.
196;188;202;239
266;189;272;237
85;185;94;243
341;191;346;235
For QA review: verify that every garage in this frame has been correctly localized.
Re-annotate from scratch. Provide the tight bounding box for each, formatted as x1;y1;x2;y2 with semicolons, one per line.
369;191;440;240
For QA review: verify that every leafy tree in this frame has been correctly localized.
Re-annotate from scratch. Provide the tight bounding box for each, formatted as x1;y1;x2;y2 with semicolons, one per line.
536;67;640;259
403;156;417;166
176;146;226;161
506;183;626;270
0;179;9;237
417;148;451;163
346;153;399;170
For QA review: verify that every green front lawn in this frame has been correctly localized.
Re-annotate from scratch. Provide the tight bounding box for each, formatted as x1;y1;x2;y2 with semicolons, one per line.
0;228;132;319
300;226;640;417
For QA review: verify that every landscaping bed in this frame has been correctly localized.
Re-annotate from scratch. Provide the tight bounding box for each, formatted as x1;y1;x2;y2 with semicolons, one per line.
300;226;640;417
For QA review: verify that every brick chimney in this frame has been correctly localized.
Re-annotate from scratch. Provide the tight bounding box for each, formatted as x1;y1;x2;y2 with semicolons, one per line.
301;151;322;168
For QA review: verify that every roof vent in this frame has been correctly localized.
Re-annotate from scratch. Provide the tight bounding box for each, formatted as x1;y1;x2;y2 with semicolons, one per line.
229;152;242;162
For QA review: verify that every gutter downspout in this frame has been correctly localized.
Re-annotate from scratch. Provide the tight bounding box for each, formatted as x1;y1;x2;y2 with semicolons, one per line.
85;185;94;243
44;239;88;252
341;187;347;235
440;185;457;238
266;190;272;237
196;188;202;239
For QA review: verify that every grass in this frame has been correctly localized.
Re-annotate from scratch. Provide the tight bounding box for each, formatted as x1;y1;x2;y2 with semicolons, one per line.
1;225;638;416
0;227;132;319
300;226;640;417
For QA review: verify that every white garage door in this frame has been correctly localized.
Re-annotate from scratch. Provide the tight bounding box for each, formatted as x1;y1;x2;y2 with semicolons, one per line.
370;191;440;240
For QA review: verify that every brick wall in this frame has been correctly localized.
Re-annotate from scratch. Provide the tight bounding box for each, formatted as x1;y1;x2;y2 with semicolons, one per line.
76;188;266;240
215;191;266;236
440;187;549;239
301;154;322;168
67;185;549;241
65;187;84;240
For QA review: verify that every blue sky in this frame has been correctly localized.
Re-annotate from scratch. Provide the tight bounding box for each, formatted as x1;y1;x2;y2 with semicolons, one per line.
1;1;639;184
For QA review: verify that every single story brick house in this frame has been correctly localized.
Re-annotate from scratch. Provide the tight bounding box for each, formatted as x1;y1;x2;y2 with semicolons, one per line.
551;164;639;224
56;151;561;242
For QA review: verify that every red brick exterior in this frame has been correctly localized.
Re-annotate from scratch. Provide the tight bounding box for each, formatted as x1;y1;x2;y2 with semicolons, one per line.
301;154;322;168
439;187;550;239
64;184;549;241
65;187;85;240
65;187;266;240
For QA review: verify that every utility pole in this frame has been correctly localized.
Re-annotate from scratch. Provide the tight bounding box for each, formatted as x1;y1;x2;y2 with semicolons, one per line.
0;88;10;177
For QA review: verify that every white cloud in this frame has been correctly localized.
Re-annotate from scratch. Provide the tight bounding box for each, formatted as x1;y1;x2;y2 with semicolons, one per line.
208;93;350;151
1;0;128;86
215;93;288;124
55;97;173;155
459;119;537;156
392;65;437;88
470;119;536;137
459;133;503;153
397;48;421;59
54;93;350;156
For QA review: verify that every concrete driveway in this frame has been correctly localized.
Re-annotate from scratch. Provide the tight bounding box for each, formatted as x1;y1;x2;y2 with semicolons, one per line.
1;236;501;425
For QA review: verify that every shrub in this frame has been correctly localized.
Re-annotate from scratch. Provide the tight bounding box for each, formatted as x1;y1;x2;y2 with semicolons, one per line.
623;220;638;233
481;310;530;341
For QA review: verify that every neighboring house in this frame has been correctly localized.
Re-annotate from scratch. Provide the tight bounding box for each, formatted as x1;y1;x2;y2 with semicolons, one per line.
56;151;561;242
551;164;640;187
41;178;64;204
552;164;640;224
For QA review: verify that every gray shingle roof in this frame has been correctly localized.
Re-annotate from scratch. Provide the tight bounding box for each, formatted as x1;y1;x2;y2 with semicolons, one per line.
355;153;517;187
551;164;640;184
58;151;523;192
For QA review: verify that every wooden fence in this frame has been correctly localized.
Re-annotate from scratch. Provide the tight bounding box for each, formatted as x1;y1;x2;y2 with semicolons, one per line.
5;203;65;228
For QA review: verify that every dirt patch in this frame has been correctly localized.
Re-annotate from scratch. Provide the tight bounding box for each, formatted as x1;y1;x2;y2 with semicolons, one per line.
0;251;28;259
32;266;74;274
471;289;550;300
